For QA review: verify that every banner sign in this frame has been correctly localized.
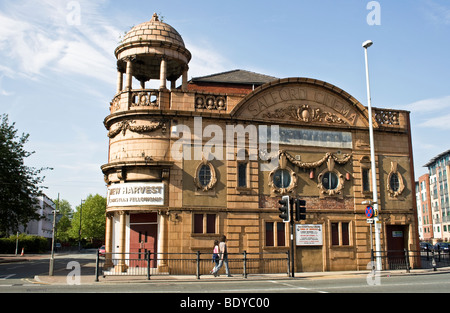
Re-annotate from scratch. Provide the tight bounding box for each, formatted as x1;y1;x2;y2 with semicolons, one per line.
107;183;164;207
296;224;323;246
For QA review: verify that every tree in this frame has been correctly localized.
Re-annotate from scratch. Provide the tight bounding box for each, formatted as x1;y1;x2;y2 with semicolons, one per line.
70;194;106;243
0;114;51;236
53;198;73;242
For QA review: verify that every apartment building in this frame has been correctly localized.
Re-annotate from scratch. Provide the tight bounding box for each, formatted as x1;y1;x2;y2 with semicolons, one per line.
20;194;56;239
416;174;433;241
419;150;450;242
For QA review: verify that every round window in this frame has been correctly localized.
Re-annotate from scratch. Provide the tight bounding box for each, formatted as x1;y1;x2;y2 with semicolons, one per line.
273;169;291;188
199;165;212;187
322;172;339;190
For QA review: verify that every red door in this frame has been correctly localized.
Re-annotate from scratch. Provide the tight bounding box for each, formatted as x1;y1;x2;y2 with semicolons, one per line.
129;213;158;268
386;225;407;269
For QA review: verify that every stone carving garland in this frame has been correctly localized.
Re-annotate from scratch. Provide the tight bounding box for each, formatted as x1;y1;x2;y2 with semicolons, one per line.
108;120;166;138
279;150;352;169
269;151;352;196
263;104;347;125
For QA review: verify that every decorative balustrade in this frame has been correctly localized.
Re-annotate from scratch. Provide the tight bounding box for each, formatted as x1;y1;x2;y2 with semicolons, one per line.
131;90;159;108
195;93;227;111
374;109;400;126
110;89;160;113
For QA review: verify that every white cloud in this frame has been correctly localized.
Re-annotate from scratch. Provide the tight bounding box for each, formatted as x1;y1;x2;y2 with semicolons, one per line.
0;0;119;84
419;113;450;130
424;0;450;25
404;95;450;113
56;40;115;83
185;38;234;78
402;95;450;130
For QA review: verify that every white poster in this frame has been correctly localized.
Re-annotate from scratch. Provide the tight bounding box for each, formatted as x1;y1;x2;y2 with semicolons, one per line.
107;182;164;207
296;224;323;246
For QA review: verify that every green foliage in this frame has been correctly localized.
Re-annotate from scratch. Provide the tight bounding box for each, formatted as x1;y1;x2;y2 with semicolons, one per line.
0;114;51;235
69;194;106;242
0;234;48;254
53;198;73;242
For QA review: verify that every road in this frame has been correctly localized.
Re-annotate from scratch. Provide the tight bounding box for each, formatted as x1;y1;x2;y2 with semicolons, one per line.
0;252;96;289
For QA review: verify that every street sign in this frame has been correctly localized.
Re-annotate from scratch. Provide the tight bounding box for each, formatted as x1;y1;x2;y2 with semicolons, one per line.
367;218;374;224
365;205;374;218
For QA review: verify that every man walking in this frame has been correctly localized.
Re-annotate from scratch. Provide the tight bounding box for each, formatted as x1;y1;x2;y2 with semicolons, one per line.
212;235;231;277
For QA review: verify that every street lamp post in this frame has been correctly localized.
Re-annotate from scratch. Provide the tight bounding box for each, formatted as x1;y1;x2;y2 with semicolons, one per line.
363;40;382;271
49;193;60;276
78;199;84;252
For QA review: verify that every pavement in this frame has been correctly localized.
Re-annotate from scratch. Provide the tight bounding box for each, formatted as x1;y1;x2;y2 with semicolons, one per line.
0;253;47;263
2;253;450;285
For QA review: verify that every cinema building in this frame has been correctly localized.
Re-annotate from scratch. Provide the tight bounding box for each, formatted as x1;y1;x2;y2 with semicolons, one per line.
101;13;419;273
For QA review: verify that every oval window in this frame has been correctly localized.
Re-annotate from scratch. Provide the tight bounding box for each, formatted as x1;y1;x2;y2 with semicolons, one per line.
390;173;400;192
199;165;212;187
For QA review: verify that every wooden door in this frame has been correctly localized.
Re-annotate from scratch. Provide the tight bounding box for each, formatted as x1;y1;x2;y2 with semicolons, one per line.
386;225;407;269
129;213;158;268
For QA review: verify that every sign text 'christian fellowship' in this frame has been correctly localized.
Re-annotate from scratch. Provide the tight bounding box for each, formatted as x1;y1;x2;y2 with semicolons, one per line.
107;183;164;207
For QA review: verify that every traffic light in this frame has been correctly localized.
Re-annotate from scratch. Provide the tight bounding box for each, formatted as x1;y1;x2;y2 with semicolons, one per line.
278;195;291;223
295;199;306;221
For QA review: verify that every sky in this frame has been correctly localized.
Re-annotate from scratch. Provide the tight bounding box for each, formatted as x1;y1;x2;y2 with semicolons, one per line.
1;0;449;209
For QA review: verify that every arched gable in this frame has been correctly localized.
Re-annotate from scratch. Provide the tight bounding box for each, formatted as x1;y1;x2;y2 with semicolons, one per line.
230;78;373;128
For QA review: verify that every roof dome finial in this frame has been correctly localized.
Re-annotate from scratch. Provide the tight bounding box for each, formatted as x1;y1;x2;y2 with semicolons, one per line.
151;12;159;22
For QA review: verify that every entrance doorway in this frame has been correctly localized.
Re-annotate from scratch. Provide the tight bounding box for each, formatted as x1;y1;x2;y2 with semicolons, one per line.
296;246;323;272
386;225;407;269
129;213;158;268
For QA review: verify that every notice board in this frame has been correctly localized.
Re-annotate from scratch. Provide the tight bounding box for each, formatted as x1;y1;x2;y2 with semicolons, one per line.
296;224;323;246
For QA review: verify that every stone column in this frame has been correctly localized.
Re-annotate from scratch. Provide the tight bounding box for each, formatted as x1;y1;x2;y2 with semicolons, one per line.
117;210;128;273
116;68;123;94
158;213;167;270
160;58;167;90
104;213;113;268
125;58;133;90
182;68;188;92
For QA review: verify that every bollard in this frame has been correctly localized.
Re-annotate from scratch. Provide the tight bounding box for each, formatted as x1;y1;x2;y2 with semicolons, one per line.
243;251;247;279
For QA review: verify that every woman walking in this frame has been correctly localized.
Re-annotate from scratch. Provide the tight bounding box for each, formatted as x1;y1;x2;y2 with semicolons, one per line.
210;240;219;274
212;235;231;277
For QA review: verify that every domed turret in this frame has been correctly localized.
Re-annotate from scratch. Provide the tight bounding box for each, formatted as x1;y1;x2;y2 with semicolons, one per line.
115;13;191;90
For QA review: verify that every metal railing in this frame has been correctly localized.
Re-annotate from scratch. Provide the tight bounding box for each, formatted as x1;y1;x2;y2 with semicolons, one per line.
93;249;450;281
370;249;450;272
95;251;290;281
